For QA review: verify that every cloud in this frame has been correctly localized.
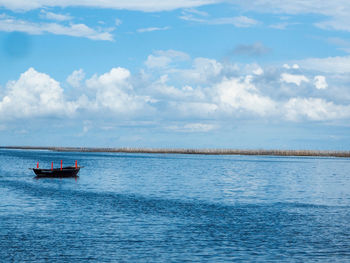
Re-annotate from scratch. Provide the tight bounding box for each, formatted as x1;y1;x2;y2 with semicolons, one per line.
298;56;350;73
280;73;309;86
314;76;328;90
327;37;350;53
284;97;350;121
2;51;350;125
1;0;350;35
154;71;274;120
145;50;190;69
0;67;153;121
171;101;219;118
179;57;223;83
67;69;85;88
137;26;170;33
39;10;72;21
167;123;217;132
143;52;350;122
3;0;349;20
235;1;349;17
209;16;258;27
232;42;270;56
115;18;122;26
180;11;258;27
253;66;263;75
80;120;92;135
149;75;205;101
232;1;350;33
145;55;173;69
0;0;219;12
315;17;350;32
269;22;298;30
240;63;264;76
0;68;77;119
85;67;152;114
214;77;277;116
183;8;209;17
0;17;113;41
283;64;299;69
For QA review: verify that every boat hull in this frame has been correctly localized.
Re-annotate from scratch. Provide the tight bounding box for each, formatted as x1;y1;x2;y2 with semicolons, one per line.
33;166;80;178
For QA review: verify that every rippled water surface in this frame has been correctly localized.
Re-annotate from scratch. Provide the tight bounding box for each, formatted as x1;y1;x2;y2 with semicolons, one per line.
1;149;350;262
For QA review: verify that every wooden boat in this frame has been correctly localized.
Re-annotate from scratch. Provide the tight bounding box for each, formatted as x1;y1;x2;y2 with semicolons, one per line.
33;166;81;178
32;161;82;178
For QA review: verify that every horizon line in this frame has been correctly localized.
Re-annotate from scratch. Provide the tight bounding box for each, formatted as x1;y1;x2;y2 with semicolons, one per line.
1;146;350;158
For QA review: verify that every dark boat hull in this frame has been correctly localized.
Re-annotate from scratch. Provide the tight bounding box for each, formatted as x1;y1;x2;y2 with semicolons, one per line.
33;166;80;178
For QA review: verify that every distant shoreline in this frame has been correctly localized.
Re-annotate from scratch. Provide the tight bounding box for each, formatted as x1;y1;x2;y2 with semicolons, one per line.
1;146;350;158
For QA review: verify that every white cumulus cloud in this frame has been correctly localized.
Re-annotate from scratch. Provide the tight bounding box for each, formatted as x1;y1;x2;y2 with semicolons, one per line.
214;77;277;116
284;97;350;121
2;50;350;125
67;69;85;88
86;67;151;114
314;75;328;90
0;68;77;119
281;73;309;86
180;57;223;83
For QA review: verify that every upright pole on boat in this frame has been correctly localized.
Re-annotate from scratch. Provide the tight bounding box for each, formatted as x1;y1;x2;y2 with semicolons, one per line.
61;160;62;170
51;162;53;171
75;160;77;169
37;162;39;168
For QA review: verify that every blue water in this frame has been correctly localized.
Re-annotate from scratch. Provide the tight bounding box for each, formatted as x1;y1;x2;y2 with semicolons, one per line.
0;149;350;262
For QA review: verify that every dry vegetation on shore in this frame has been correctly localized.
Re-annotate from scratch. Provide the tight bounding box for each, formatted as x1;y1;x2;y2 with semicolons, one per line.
1;146;350;157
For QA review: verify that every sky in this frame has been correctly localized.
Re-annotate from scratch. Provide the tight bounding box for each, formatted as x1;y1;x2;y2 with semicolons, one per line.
0;0;350;149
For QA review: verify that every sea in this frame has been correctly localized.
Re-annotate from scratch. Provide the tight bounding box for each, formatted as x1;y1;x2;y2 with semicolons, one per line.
0;149;350;262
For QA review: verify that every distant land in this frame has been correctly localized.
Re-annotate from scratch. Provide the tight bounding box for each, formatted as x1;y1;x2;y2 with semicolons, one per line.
1;146;350;157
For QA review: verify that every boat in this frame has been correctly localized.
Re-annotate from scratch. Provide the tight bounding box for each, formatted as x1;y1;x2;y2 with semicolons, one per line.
33;166;81;178
31;161;82;178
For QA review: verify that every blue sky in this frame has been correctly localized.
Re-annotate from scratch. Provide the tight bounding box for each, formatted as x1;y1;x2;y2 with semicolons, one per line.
1;0;350;149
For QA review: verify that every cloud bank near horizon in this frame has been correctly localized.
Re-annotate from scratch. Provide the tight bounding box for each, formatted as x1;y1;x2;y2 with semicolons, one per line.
1;50;349;130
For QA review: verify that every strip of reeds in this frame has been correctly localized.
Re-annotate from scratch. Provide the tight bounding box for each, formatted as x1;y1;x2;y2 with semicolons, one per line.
1;146;350;157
